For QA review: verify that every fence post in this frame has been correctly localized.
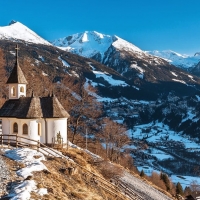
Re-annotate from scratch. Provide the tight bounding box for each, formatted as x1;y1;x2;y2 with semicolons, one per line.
16;135;18;148
0;135;2;148
8;135;10;149
37;140;40;152
67;139;69;151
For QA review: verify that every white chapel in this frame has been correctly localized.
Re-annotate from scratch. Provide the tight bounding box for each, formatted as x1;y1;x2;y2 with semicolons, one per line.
0;45;70;145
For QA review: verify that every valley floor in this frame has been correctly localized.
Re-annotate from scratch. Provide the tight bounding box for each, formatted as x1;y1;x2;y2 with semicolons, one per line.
126;122;200;188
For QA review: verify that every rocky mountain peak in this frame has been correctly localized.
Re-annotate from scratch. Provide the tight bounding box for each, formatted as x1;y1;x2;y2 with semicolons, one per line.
8;20;17;25
0;21;51;46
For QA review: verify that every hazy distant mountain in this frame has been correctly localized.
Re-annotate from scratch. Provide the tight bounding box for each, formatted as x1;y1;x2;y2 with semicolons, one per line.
147;50;200;70
0;20;51;45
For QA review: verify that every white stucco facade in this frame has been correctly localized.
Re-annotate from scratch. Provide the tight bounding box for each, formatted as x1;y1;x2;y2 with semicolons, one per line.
1;117;67;145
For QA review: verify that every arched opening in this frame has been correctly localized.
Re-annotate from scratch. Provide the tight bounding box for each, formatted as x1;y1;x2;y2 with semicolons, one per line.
23;123;28;135
11;86;16;97
13;122;18;133
20;86;24;93
38;123;41;136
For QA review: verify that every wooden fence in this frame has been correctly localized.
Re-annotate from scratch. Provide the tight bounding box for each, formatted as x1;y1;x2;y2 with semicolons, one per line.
0;134;142;200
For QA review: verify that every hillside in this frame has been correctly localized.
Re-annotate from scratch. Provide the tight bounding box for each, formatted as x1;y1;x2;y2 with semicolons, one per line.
0;144;173;200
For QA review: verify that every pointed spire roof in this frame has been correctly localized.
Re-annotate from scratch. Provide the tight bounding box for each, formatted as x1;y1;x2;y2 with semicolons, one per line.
6;44;28;84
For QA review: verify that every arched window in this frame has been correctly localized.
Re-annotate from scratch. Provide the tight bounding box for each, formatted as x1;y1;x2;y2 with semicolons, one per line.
20;86;24;93
38;123;41;136
13;122;18;133
12;87;16;97
23;124;28;135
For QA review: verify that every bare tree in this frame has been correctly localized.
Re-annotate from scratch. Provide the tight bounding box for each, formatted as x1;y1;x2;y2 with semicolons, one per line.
68;81;102;144
98;118;130;162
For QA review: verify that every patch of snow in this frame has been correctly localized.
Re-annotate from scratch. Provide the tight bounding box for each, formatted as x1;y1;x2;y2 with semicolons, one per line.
42;71;48;76
8;180;47;200
71;70;79;77
4;148;47;179
130;64;144;74
172;79;187;85
188;74;193;79
137;73;144;79
93;70;128;86
112;35;142;52
38;55;45;62
196;95;200;101
37;188;48;196
171;175;200;188
170;71;178;77
35;59;40;65
9;180;37;200
3;148;48;199
58;56;70;67
181;110;196;123
187;74;196;82
10;51;15;56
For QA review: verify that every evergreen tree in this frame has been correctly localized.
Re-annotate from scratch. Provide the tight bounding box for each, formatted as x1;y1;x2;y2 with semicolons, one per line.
160;173;170;191
140;169;145;177
176;182;183;196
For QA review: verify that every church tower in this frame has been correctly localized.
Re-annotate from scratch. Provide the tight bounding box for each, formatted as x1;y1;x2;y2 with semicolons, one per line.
6;45;28;99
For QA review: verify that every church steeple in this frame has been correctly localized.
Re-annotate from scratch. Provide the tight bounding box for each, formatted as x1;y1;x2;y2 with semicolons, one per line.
7;45;28;99
7;45;28;84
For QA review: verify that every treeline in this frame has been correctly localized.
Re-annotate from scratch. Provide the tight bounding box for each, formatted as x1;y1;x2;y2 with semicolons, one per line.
140;170;200;199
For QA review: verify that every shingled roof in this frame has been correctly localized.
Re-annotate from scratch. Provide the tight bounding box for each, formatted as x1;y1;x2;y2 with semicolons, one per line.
6;45;28;84
0;96;70;119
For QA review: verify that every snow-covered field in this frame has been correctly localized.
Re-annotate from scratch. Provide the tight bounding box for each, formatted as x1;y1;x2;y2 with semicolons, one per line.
2;148;48;199
126;122;200;188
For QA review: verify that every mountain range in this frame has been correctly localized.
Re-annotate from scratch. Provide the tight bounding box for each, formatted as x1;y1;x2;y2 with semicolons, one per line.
53;30;200;72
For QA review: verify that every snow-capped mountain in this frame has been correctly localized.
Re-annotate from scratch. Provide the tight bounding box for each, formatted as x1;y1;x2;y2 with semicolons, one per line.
147;50;200;69
52;31;142;62
0;22;199;97
0;20;51;45
53;31;200;91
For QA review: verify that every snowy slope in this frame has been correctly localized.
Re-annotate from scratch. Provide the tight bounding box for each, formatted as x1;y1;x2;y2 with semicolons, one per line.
52;31;142;61
0;21;51;45
148;50;200;69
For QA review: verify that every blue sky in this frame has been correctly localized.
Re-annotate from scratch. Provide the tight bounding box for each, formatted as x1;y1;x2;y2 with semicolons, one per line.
0;0;200;55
